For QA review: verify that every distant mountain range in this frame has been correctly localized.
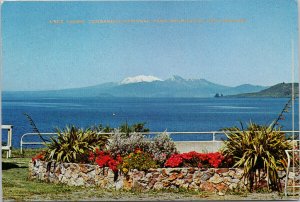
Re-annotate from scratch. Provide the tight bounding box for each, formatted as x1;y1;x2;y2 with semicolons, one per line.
3;75;270;98
229;83;299;98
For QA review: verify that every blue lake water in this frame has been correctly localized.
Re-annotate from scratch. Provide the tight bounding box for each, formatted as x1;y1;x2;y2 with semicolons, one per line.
2;97;299;148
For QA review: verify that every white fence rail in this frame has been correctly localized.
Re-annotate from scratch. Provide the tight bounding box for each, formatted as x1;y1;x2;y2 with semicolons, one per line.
20;131;300;154
20;131;226;153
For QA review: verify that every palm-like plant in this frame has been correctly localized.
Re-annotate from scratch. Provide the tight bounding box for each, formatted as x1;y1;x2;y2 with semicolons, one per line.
44;126;110;163
222;122;292;191
119;122;150;137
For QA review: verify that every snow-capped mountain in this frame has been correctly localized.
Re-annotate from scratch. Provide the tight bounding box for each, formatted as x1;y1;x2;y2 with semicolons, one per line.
121;75;162;84
3;75;268;98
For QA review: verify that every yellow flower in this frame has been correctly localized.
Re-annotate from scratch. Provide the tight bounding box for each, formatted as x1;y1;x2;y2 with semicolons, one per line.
122;168;128;173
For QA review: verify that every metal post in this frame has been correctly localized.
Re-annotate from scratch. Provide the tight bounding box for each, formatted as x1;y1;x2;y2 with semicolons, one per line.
6;128;9;158
5;128;8;158
6;129;9;158
5;126;12;158
8;127;12;158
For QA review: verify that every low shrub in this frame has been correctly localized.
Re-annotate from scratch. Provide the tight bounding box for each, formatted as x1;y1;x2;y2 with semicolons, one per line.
164;151;224;168
149;132;177;167
108;130;151;158
119;148;158;174
108;131;177;167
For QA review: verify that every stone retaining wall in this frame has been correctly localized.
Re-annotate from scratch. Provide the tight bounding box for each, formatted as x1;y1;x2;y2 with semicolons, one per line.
29;160;291;194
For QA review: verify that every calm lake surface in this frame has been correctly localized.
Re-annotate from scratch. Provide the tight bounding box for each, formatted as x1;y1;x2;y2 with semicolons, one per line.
2;97;299;148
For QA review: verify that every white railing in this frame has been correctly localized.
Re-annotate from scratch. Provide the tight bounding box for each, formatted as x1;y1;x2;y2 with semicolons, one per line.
20;133;57;154
20;131;226;153
2;125;13;158
19;130;300;154
284;142;300;196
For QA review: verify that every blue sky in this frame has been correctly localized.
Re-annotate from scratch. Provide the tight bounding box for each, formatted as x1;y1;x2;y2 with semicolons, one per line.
2;0;299;91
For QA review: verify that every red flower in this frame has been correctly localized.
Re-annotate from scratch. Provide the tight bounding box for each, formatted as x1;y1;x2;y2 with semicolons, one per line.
88;151;95;161
181;153;193;160
91;149;122;172
32;153;44;162
197;153;208;162
95;148;105;156
95;155;110;167
165;154;183;167
107;159;118;172
164;151;225;168
207;152;224;168
116;154;123;164
135;148;142;154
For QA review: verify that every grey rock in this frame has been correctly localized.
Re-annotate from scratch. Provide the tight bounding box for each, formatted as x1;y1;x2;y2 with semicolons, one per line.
115;179;123;190
229;183;238;190
201;173;212;181
75;177;85;186
209;174;223;184
231;178;240;184
153;182;164;190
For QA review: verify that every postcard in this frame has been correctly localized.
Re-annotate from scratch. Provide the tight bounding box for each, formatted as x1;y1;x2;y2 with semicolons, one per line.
1;0;299;201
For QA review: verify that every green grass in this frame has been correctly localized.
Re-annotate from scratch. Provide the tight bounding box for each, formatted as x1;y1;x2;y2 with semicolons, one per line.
2;148;45;159
3;158;79;200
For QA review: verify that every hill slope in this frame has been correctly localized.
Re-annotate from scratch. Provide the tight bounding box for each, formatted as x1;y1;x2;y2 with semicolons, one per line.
230;83;299;98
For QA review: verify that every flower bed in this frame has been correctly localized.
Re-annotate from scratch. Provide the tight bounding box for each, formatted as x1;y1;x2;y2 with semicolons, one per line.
27;123;296;193
29;160;293;194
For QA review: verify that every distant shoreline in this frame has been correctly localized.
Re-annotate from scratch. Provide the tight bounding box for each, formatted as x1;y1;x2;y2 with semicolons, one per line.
3;81;298;99
2;95;296;100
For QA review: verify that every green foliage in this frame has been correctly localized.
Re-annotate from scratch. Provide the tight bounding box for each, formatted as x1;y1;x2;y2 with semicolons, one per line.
44;126;110;163
119;122;150;136
222;122;292;191
90;124;113;133
119;149;158;174
83;122;150;135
